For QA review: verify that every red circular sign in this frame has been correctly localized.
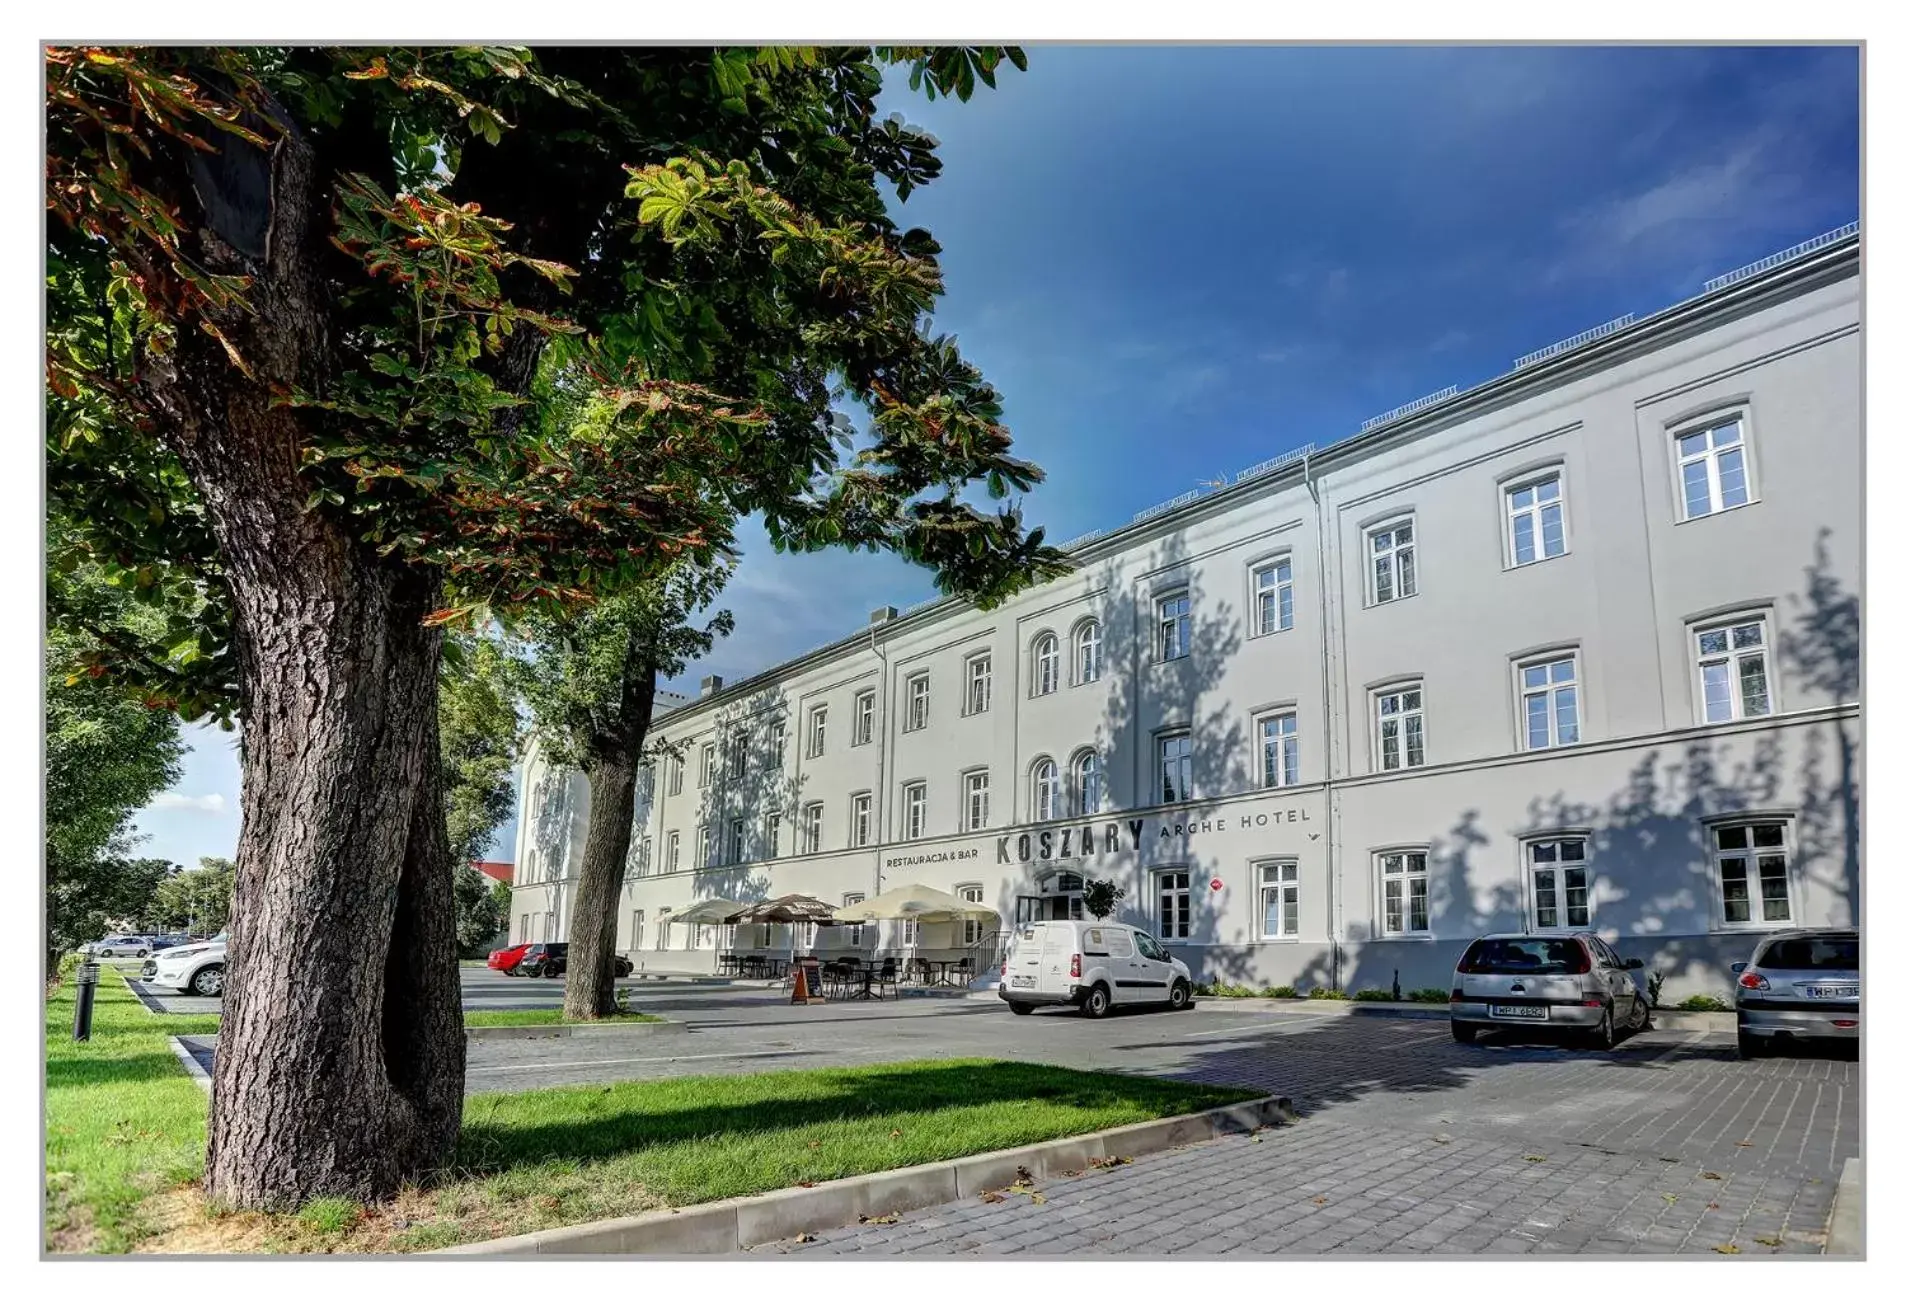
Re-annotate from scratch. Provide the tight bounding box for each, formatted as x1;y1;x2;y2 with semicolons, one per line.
1210;878;1224;891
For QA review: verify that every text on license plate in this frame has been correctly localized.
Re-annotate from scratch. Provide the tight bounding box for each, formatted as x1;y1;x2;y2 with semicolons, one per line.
1805;986;1857;999
1491;1003;1548;1020
1011;975;1037;987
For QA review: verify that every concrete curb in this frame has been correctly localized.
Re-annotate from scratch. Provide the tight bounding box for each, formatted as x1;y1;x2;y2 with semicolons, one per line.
1189;998;1735;1032
436;1094;1293;1256
463;1019;687;1042
1826;1157;1862;1257
167;1035;213;1093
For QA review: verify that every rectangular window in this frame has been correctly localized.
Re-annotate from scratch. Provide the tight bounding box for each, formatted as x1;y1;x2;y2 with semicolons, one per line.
1156;591;1191;662
657;909;671;951
700;742;716;787
727;817;745;864
1368;518;1417;604
1075;622;1102;685
767;719;785;770
1375;685;1426;771
1528;837;1591;930
1157;870;1191;940
764;812;781;860
630;910;644;952
1032;635;1059;697
1677;417;1751;519
800;802;824;855
906;673;930;732
807;705;827;758
1258;712;1299;788
1695;617;1773;723
668;756;684;796
666;831;680;872
850;792;872;847
903;782;928;840
963;770;991;831
1379;851;1430;935
1713;821;1793;926
902;919;919;946
842;893;866;947
1506;474;1567;565
966;654;992;715
853;690;876;746
1520;655;1581;750
959;885;985;946
1157;731;1192;804
1254;559;1294;635
1257;861;1299;939
727;730;748;779
697;824;712;868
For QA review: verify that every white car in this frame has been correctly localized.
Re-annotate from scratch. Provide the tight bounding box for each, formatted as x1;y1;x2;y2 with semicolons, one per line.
89;934;157;958
147;934;227;997
999;919;1195;1017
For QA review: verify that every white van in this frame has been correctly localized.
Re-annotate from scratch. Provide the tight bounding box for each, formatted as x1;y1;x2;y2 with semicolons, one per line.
999;920;1195;1017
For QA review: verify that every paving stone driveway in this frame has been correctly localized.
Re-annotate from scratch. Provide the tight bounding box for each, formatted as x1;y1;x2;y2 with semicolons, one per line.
757;1017;1856;1257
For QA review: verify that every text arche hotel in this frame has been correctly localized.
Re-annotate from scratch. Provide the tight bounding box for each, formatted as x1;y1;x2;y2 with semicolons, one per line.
511;227;1860;1002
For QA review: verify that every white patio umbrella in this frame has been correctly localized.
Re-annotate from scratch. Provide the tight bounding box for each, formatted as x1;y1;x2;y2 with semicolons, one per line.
667;898;748;955
835;884;1002;980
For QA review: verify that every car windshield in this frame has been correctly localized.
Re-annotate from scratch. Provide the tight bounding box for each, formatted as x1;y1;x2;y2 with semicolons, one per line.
1757;937;1858;972
1460;937;1584;974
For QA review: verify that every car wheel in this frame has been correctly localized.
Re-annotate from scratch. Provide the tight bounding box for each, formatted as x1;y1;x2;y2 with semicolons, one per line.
1584;1007;1616;1051
1168;980;1192;1011
1451;1020;1478;1044
189;964;224;998
1737;1026;1759;1059
1081;984;1112;1019
136;949;149;958
1008;1000;1034;1016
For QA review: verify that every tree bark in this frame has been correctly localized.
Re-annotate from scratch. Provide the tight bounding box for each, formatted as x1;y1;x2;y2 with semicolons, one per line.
563;756;635;1020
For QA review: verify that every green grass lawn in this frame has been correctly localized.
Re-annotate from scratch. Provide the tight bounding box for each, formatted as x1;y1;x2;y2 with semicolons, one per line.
46;969;1252;1254
462;1008;662;1027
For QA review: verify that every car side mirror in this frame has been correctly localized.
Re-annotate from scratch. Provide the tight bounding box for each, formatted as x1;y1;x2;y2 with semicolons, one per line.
1623;958;1643;970
1729;961;1747;975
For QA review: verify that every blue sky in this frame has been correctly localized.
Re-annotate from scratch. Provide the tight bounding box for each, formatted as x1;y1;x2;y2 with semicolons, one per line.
131;43;1860;869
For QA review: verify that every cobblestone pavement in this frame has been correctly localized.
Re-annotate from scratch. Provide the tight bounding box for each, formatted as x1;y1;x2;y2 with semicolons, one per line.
752;1017;1856;1257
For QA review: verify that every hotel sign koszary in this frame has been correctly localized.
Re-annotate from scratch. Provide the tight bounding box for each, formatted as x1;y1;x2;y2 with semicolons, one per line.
879;799;1317;872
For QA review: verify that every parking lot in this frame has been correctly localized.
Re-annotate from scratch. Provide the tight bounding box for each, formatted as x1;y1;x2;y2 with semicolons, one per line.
135;967;1857;1255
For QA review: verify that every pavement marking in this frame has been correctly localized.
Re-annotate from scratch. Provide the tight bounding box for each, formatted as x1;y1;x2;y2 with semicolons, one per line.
466;1047;822;1074
1182;1014;1336;1038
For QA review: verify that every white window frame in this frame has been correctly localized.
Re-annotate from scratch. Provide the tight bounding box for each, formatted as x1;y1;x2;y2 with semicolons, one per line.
1031;633;1059;697
1073;620;1103;685
1155;590;1191;662
1503;471;1568;567
764;811;781;860
1072;749;1102;815
1708;818;1796;929
902;919;919;946
1252;556;1295;636
666;831;681;873
1030;757;1059;822
1157;730;1192;804
1518;652;1582;751
905;673;930;732
1366;515;1418;605
965;653;993;715
850;791;873;847
727;729;749;779
963;769;991;832
1373;683;1426;772
1377;849;1431;936
1256;859;1299;940
632;837;651;877
1257;710;1299;788
630;910;644;952
767;719;785;770
1156;868;1191;940
957;884;985;946
903;781;928;840
727;816;745;864
700;742;716;787
800;801;824;855
657;908;671;951
1674;412;1754;521
807;704;827;758
1692;615;1775;724
697;824;712;868
1525;836;1593;931
853;689;876;746
842;893;866;947
668;756;684;796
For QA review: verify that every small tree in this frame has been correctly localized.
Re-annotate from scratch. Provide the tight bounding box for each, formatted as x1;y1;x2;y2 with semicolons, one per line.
1081;878;1125;921
451;864;504;956
440;634;523;868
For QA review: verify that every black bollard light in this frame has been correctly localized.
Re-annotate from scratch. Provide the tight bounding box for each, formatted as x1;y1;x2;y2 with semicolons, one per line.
72;958;100;1042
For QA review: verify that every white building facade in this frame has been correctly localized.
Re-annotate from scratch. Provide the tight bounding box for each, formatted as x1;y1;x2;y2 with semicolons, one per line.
511;234;1861;1001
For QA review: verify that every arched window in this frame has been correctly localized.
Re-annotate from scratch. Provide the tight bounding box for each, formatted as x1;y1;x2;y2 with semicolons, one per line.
1031;633;1059;696
1072;749;1102;815
1031;758;1060;822
1074;620;1102;685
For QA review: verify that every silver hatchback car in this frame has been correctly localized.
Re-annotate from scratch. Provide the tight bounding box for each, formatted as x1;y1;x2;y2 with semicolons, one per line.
1449;932;1651;1049
1732;928;1859;1058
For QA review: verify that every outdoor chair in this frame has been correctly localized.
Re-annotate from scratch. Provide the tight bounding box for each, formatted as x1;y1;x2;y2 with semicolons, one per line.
951;956;972;985
873;957;898;999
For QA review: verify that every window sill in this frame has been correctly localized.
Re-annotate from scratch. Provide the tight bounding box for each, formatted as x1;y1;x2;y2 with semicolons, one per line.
1374;932;1439;942
1363;592;1420;611
1675;498;1760;526
1503;551;1569;572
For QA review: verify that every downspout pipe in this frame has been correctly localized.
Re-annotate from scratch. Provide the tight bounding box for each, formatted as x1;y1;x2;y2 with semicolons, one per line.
1304;450;1342;991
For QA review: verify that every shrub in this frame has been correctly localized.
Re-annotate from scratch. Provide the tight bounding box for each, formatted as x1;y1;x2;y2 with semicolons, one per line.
1407;988;1450;1004
1676;994;1732;1012
1646;971;1667;1005
1306;987;1348;1000
1262;985;1300;999
1351;988;1394;1002
1196;980;1259;998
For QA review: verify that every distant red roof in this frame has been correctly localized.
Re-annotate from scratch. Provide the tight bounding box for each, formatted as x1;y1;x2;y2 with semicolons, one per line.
472;860;514;885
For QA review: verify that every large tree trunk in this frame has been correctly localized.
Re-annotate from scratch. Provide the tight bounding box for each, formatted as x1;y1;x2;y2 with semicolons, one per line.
563;756;635;1020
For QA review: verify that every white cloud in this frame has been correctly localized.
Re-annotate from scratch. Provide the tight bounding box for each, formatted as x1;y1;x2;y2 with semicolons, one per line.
148;791;229;815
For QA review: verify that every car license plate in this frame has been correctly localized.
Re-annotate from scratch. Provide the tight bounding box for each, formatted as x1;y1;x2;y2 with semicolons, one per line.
1805;985;1857;999
1011;975;1036;988
1491;1003;1548;1021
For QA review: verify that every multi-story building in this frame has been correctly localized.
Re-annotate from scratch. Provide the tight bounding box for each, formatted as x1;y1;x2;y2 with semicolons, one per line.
511;230;1861;1000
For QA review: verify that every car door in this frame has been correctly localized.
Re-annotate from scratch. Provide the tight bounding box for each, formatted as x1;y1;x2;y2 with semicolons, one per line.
1591;937;1634;1022
1129;929;1174;1003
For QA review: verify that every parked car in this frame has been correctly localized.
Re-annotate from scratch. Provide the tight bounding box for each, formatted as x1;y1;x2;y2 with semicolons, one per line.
999;920;1194;1018
88;934;157;958
487;943;531;975
1449;933;1651;1049
517;942;568;978
146;934;228;997
1732;928;1859;1058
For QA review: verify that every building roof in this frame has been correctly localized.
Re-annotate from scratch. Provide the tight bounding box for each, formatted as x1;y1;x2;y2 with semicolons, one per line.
472;860;514;885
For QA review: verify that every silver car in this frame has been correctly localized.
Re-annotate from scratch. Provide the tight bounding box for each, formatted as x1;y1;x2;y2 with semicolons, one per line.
1732;928;1859;1058
1449;932;1651;1049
